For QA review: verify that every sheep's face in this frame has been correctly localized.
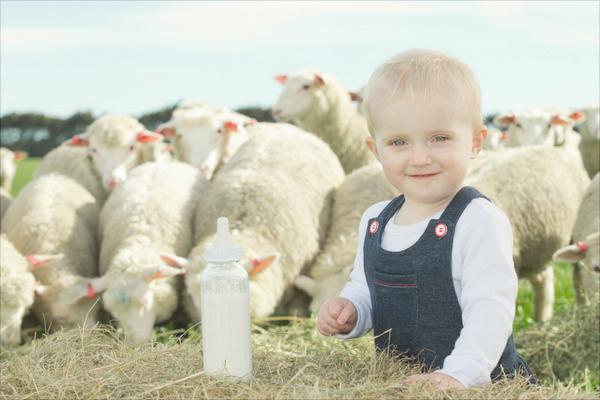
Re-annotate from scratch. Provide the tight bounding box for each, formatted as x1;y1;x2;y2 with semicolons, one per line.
168;109;249;179
102;275;156;346
0;304;30;346
50;279;100;329
88;137;140;191
273;72;328;122
495;112;554;147
0;275;34;347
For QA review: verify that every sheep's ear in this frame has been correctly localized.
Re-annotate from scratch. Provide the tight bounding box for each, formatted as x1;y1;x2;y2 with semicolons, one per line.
243;253;279;276
145;265;186;282
160;253;190;270
275;74;287;84
294;275;316;296
136;130;162;143
553;243;586;263
314;74;326;86
243;119;257;127
88;276;108;298
224;121;239;133
156;126;177;138
25;254;64;271
568;111;586;125
494;113;516;127
551;114;573;127
68;134;90;147
14;151;28;161
349;91;362;102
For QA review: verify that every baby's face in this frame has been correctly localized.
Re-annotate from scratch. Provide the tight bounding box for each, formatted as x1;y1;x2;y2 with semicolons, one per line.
367;92;483;207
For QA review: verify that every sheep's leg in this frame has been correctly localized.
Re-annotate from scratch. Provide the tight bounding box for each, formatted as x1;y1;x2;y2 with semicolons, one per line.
529;265;554;322
573;261;600;305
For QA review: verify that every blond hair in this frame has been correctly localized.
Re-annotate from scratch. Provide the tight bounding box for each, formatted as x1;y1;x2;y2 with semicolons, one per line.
363;49;483;136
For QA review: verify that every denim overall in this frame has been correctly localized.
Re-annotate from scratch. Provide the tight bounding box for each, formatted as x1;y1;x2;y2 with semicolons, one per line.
364;186;534;382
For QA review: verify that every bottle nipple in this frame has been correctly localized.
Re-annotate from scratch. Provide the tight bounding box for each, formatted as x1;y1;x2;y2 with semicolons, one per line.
203;217;244;262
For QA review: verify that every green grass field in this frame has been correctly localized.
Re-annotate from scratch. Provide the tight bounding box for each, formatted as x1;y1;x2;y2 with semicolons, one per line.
9;158;577;335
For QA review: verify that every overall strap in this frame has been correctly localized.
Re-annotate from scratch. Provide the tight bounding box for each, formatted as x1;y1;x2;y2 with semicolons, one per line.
439;186;489;224
376;195;406;226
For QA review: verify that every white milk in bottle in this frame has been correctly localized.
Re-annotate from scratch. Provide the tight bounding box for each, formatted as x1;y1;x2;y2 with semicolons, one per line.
200;217;252;380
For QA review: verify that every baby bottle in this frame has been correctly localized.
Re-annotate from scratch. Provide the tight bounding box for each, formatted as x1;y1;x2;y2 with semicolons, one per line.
200;217;252;381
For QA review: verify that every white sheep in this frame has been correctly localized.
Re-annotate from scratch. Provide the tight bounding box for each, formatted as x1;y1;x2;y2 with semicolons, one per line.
1;173;102;330
0;147;27;192
0;234;35;346
67;113;167;191
35;145;108;205
0;187;11;220
157;106;256;179
90;161;205;345
494;108;585;149
272;68;375;174
573;106;599;177
161;122;345;319
553;173;600;303
296;146;589;322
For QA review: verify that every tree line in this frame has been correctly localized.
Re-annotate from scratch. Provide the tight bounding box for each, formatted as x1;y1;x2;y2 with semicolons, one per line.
0;105;274;157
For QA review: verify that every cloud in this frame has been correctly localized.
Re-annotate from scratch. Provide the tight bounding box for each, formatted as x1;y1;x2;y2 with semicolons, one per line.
1;1;597;53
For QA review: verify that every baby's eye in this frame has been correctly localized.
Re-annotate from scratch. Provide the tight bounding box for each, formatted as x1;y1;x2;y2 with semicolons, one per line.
389;139;407;146
515;122;522;128
301;84;311;90
129;145;135;151
432;135;449;143
216;129;223;134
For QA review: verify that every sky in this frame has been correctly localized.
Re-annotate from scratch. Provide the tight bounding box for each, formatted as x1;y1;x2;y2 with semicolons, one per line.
1;1;598;118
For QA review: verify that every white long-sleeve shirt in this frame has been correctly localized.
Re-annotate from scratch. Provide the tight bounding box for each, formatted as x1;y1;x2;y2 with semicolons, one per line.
338;197;518;388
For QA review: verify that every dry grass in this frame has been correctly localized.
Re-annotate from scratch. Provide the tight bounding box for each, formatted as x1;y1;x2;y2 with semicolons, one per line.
517;295;600;391
1;317;597;400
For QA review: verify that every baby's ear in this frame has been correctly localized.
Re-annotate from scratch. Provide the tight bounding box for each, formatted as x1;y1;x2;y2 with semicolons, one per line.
472;126;487;155
365;136;380;161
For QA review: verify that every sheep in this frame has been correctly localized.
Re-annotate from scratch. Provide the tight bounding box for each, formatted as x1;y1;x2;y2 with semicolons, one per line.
67;113;167;191
574;106;599;177
0;147;27;192
295;146;589;322
553;173;600;303
0;187;11;220
157;106;256;179
0;234;35;346
467;146;589;321
272;68;375;174
161;122;345;319
35;145;108;205
1;173;102;330
90;161;205;345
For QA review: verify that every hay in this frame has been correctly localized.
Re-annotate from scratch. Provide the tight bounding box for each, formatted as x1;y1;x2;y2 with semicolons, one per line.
517;296;600;391
0;319;596;400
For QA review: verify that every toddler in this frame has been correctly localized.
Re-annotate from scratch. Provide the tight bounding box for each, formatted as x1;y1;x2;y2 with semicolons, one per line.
317;49;534;389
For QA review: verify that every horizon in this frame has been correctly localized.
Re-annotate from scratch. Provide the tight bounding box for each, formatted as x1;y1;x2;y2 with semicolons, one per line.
1;1;598;119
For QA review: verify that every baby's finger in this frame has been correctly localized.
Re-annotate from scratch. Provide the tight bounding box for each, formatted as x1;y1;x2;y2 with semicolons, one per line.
328;300;344;319
336;302;355;325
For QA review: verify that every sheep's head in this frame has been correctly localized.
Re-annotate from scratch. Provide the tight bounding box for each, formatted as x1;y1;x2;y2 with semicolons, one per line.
272;69;330;122
159;109;252;179
494;109;584;148
0;249;39;346
90;264;184;346
68;114;163;190
553;232;600;274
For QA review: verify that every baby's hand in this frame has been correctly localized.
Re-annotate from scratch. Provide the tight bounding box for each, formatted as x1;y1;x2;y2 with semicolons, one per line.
316;297;357;336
